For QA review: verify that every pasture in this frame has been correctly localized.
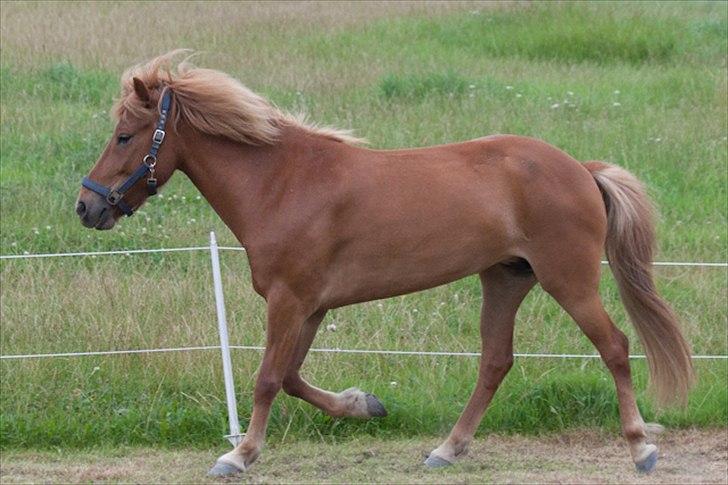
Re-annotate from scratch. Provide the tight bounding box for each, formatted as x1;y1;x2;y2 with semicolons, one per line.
1;1;726;481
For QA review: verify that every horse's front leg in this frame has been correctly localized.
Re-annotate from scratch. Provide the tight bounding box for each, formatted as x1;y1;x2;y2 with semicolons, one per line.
282;310;387;418
208;288;310;476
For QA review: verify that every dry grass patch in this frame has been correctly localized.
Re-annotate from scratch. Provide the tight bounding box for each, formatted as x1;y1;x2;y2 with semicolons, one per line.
0;1;490;71
1;429;726;484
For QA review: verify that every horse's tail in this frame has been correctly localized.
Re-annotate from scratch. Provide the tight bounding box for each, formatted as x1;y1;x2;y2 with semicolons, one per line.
585;161;693;407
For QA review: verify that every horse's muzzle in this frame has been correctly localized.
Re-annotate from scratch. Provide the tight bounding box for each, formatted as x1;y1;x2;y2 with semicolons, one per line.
76;198;116;230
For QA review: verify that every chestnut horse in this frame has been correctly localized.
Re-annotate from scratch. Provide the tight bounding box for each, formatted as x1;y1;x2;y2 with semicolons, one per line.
77;52;692;476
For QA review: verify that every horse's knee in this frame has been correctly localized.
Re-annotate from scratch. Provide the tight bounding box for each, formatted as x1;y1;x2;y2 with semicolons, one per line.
482;356;513;389
254;377;281;403
603;330;630;374
281;374;303;397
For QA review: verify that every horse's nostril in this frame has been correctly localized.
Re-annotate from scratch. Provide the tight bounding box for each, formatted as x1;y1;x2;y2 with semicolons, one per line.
76;201;86;216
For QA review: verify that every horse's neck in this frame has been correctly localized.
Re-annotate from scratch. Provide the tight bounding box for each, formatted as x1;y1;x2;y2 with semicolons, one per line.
177;126;341;247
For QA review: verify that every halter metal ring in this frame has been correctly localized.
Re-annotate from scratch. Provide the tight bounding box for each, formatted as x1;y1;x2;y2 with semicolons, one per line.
143;154;158;168
106;190;122;205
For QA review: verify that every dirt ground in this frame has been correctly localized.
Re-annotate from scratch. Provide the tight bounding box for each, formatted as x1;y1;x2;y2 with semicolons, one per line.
1;429;726;484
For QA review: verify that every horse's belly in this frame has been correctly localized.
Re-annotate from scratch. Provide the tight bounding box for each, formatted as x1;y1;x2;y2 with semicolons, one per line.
321;218;511;307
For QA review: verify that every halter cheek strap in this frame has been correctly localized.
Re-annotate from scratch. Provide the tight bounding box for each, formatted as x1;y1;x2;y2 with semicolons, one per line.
81;89;173;217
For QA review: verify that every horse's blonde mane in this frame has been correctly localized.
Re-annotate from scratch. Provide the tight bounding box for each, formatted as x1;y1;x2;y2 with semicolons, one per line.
114;50;365;146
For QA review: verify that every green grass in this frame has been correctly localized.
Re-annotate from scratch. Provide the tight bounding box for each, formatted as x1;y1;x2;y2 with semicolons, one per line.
379;71;471;100
1;1;726;450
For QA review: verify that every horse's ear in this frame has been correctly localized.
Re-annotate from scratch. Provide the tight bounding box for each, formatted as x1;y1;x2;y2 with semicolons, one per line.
132;77;151;103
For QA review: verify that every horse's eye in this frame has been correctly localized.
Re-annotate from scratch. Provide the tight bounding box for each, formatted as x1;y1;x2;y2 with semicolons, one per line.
117;134;133;145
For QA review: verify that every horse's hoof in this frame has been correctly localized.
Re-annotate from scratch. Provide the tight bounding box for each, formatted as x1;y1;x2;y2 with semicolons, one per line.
207;460;243;477
635;446;658;474
365;393;387;417
424;453;452;468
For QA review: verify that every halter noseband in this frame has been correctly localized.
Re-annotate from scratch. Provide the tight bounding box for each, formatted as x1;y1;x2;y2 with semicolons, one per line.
81;89;173;217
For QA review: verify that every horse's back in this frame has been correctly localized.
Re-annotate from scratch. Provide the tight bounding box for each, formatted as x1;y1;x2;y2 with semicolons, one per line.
312;134;605;306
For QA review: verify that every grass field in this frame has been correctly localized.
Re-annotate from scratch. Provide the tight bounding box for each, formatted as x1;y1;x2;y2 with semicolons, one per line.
1;0;726;455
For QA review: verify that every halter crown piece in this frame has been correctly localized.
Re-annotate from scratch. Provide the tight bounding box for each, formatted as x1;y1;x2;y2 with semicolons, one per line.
81;88;173;216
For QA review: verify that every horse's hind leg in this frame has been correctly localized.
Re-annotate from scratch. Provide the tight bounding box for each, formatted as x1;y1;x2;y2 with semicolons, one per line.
530;249;657;473
426;263;536;467
282;311;387;418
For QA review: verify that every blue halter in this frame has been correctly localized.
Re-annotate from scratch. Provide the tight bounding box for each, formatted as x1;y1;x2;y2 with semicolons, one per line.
81;89;173;216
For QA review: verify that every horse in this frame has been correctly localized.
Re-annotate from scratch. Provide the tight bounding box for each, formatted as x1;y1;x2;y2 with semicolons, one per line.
76;51;693;476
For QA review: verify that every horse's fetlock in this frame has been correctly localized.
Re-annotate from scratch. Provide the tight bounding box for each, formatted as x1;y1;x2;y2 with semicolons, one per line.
623;423;647;442
337;387;369;417
327;406;347;418
450;439;470;457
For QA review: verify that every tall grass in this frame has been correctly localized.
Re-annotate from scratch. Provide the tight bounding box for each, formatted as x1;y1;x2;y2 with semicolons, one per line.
1;1;726;449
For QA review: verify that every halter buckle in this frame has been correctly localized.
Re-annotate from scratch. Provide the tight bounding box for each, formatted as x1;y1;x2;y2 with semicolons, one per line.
106;190;122;206
152;129;165;144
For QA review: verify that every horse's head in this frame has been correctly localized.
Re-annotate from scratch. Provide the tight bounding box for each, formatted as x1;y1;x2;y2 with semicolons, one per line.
76;78;180;230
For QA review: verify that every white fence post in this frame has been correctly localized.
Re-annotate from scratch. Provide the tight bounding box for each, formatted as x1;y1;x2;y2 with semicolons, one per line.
209;231;243;447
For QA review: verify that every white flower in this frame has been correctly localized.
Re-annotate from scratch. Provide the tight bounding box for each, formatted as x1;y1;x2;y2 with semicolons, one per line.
45;225;51;230
468;84;475;89
505;85;513;90
551;103;560;109
11;242;17;247
567;91;574;96
614;90;620;94
23;250;29;255
612;102;621;107
326;323;337;331
196;195;202;200
390;381;398;387
515;93;522;98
